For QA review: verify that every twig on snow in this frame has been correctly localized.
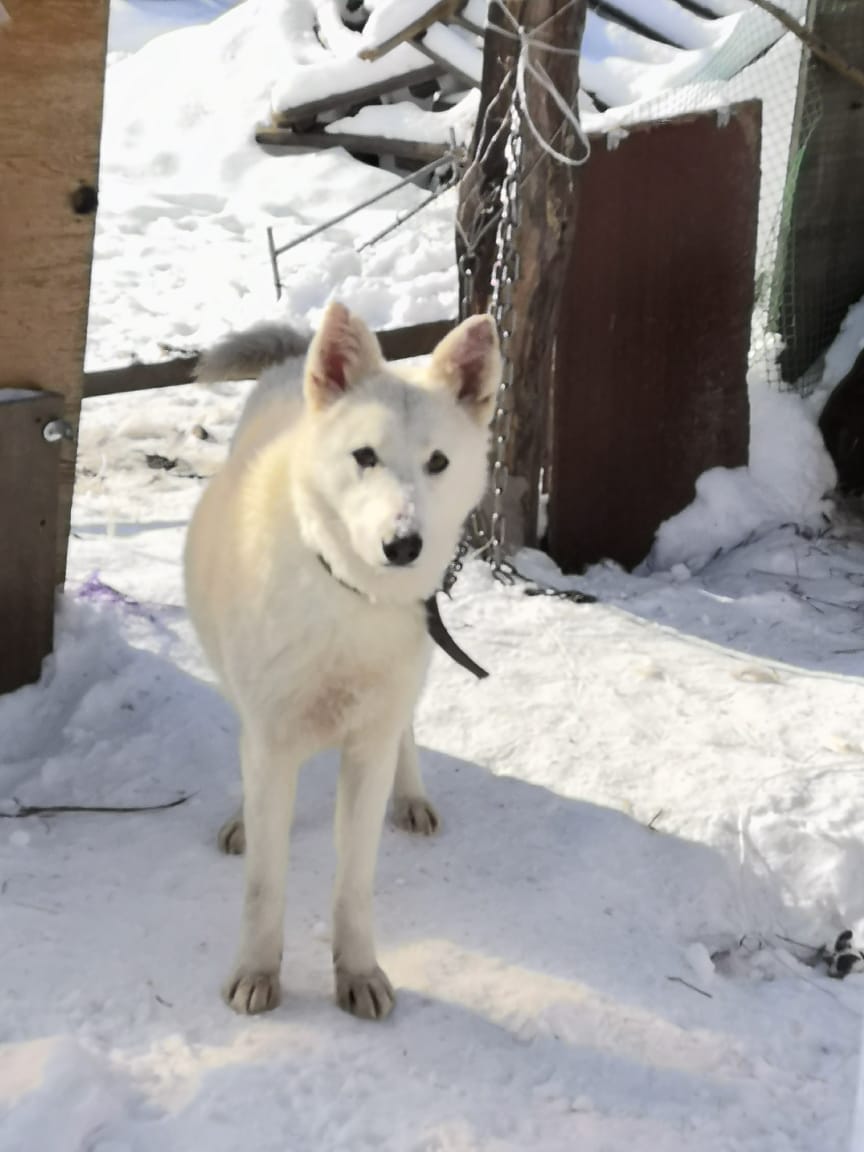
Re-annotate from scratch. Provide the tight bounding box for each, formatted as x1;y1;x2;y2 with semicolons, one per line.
667;975;713;999
0;795;192;818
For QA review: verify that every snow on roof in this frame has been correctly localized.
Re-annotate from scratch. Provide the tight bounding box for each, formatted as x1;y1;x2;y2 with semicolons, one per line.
270;0;805;144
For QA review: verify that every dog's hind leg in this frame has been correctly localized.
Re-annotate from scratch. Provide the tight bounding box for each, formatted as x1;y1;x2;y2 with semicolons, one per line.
217;806;245;855
332;726;400;1020
223;728;300;1015
391;725;439;836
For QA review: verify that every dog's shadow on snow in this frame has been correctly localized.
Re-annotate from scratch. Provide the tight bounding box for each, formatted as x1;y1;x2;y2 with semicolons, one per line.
0;612;792;1080
275;741;783;1050
3;617;842;1148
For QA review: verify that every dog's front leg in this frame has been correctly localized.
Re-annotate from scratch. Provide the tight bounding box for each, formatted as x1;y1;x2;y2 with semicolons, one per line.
332;725;400;1020
223;727;300;1015
392;725;439;835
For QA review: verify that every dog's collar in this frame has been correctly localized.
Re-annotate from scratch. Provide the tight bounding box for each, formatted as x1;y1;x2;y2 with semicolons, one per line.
316;554;488;680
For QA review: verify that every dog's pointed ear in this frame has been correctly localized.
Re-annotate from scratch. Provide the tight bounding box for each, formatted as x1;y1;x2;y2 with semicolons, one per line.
304;302;383;410
428;315;500;424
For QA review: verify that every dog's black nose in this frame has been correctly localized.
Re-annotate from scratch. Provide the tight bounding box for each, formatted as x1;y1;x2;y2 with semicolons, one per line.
383;533;423;566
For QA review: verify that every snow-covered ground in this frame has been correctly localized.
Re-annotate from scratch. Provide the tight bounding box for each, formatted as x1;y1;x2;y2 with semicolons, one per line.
4;2;864;1149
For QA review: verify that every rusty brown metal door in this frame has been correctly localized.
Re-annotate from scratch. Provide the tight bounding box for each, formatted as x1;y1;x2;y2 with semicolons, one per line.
548;102;761;571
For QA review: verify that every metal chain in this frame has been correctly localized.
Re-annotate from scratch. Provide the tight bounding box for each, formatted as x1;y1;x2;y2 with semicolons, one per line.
442;248;477;596
443;89;524;595
486;91;523;580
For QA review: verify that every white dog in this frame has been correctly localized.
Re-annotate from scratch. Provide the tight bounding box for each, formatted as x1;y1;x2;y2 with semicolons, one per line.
184;302;500;1019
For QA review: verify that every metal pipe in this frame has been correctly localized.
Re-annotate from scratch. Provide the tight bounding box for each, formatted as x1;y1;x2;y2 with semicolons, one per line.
270;152;455;259
356;175;458;252
266;225;282;300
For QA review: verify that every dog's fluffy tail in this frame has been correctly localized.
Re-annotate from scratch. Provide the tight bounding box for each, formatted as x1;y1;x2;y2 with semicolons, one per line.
195;321;310;383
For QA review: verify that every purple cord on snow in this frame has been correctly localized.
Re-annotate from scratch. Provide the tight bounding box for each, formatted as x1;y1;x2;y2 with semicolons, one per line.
76;572;156;623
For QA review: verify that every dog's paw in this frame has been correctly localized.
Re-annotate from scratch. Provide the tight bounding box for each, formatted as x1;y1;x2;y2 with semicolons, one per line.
223;968;281;1014
335;965;395;1021
217;814;245;855
392;796;439;836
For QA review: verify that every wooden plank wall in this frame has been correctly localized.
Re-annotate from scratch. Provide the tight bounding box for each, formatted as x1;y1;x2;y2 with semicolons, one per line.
780;0;864;381
0;0;110;586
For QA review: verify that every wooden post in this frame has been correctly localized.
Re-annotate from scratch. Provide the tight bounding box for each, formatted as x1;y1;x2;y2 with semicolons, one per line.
779;0;864;381
457;0;587;551
0;0;109;689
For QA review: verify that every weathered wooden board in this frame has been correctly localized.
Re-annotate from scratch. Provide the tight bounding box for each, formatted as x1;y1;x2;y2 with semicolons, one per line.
586;0;684;47
256;127;449;164
779;0;864;381
359;0;463;61
411;30;482;90
548;102;761;571
82;321;456;397
452;10;487;37
460;0;588;552
0;392;65;694
273;63;443;127
377;319;454;361
0;0;110;593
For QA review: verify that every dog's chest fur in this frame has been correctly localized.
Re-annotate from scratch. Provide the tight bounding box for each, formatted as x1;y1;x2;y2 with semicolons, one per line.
239;576;428;748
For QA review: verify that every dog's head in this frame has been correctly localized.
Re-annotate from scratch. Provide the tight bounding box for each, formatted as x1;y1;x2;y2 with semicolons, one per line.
293;302;500;602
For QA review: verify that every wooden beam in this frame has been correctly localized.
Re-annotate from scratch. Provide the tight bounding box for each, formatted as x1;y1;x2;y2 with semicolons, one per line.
84;355;200;399
0;391;65;693
586;0;683;48
378;318;454;360
81;321;457;397
779;0;864;380
411;33;482;90
459;0;588;551
273;63;443;128
451;10;486;37
672;0;722;19
0;0;109;593
359;0;462;61
256;127;449;164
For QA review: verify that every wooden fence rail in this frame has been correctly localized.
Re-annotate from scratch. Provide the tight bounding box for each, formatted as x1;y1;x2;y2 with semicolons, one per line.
82;319;455;398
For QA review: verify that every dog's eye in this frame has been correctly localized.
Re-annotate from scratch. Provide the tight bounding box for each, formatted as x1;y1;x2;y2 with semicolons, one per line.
352;447;378;469
426;450;449;475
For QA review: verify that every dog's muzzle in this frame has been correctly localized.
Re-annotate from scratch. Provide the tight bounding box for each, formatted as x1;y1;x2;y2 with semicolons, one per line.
382;533;423;567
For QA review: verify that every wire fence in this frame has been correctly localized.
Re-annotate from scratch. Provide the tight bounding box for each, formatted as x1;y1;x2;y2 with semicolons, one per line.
588;1;818;391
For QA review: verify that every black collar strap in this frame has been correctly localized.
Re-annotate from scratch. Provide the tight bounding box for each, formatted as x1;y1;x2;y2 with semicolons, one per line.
317;554;488;680
424;592;489;679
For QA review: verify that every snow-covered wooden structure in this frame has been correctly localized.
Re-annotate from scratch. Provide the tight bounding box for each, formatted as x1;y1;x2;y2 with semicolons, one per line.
257;0;485;163
255;0;795;167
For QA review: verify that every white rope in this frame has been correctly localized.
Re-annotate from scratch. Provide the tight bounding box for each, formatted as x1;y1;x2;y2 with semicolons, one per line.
490;0;591;168
517;50;590;166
